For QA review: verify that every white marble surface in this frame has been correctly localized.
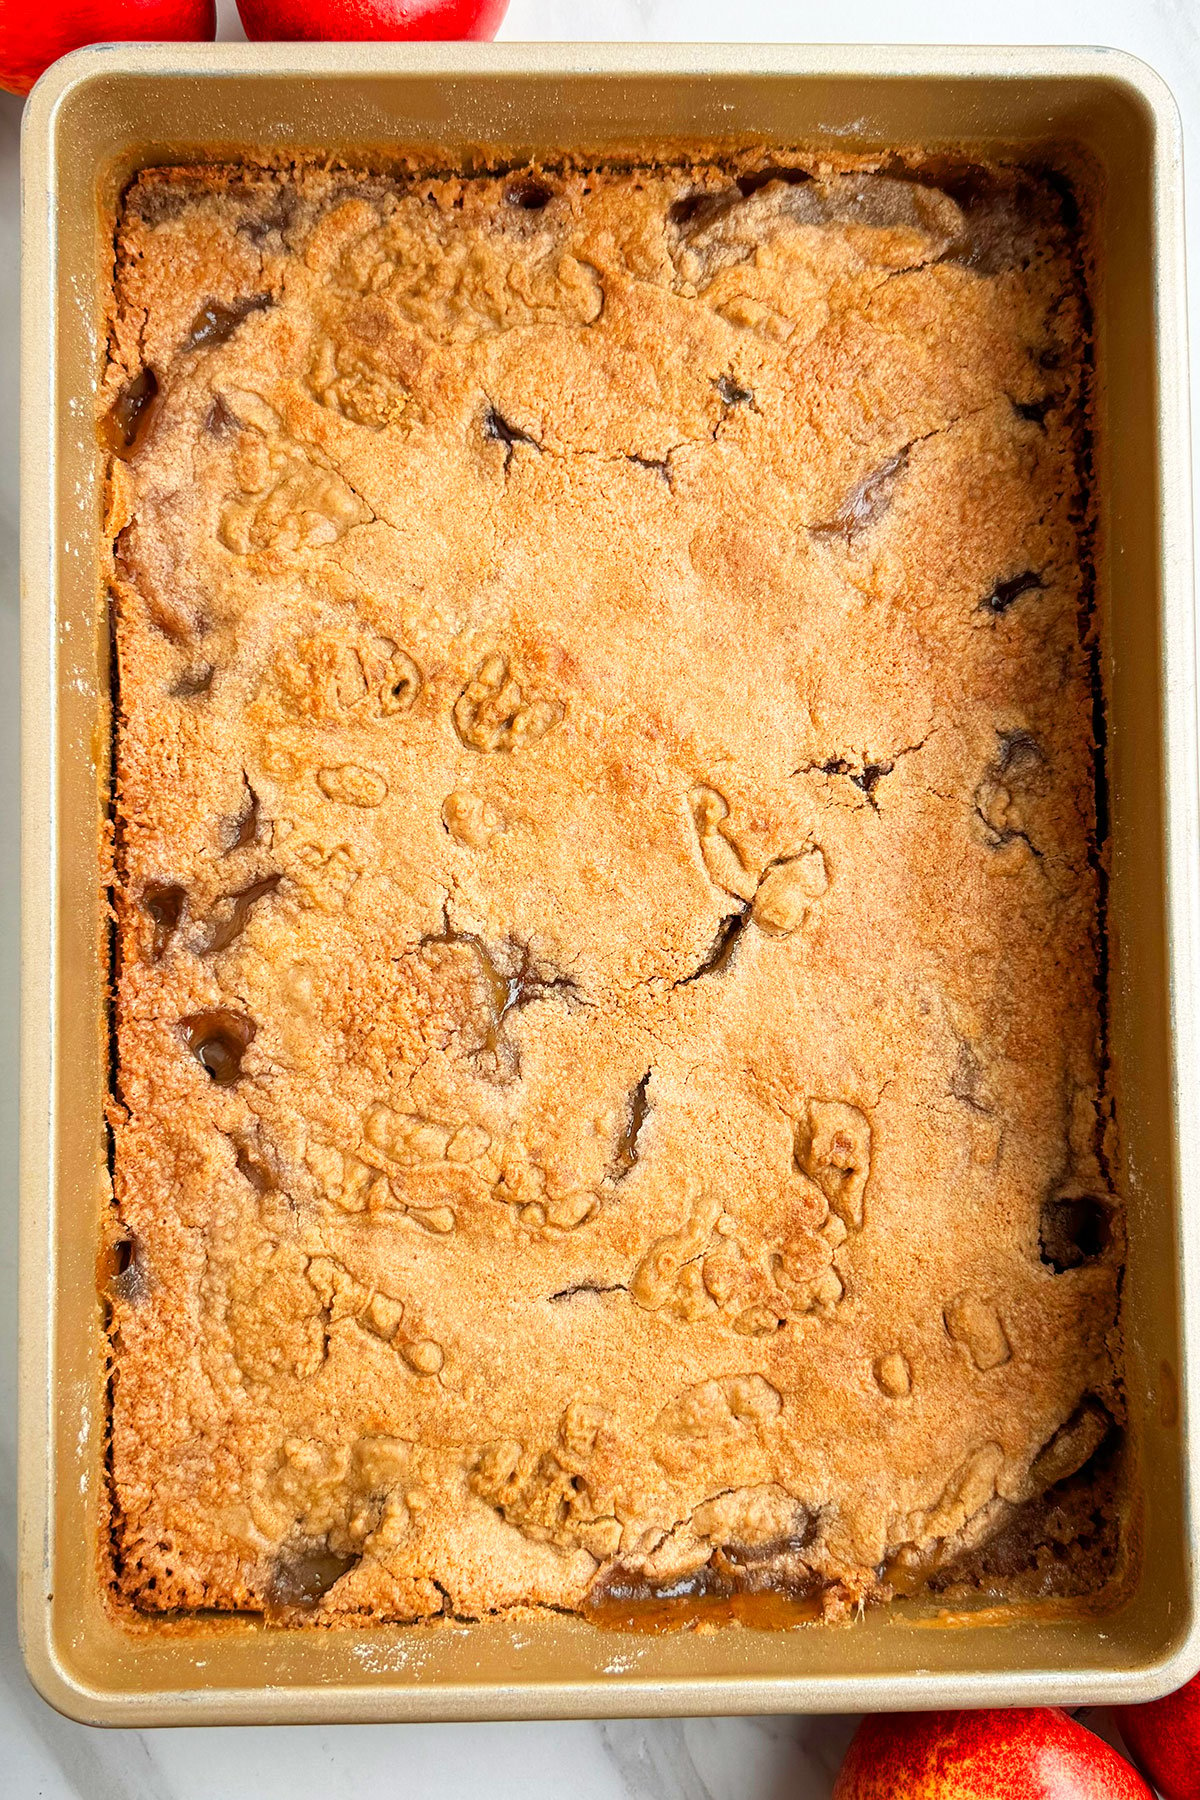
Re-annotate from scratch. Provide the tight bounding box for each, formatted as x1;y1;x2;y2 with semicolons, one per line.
2;1;1198;1792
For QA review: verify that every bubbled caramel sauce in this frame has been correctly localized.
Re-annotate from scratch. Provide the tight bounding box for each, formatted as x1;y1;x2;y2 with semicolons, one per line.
180;1010;257;1085
585;1544;828;1633
102;368;160;459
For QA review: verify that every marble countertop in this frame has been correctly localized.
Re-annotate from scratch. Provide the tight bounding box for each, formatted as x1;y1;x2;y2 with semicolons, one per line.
2;2;1197;1792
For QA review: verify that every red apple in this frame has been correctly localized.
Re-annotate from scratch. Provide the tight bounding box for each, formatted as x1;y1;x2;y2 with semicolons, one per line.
0;0;216;96
834;1709;1153;1798
1117;1671;1200;1798
235;0;508;42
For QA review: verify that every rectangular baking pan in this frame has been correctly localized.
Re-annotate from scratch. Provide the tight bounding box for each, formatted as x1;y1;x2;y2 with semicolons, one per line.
19;41;1199;1725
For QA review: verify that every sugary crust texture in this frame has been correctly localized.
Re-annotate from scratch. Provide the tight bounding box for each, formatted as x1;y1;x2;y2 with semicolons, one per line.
103;154;1122;1626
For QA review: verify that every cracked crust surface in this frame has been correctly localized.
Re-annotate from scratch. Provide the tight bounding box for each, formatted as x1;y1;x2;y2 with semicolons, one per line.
104;154;1121;1625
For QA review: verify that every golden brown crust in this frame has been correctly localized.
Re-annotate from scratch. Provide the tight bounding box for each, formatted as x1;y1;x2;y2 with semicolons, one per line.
104;153;1120;1625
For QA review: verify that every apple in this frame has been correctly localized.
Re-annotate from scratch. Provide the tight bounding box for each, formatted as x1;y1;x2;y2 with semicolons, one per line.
0;0;216;97
234;0;508;42
1117;1671;1200;1798
834;1709;1153;1798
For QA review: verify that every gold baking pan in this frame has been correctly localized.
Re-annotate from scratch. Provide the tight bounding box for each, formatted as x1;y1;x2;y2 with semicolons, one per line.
18;41;1199;1725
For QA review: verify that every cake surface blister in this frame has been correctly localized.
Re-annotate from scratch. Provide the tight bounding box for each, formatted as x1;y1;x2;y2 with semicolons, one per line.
102;153;1121;1625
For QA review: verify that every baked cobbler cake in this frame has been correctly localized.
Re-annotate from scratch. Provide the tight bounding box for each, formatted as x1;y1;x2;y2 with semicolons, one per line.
102;154;1120;1624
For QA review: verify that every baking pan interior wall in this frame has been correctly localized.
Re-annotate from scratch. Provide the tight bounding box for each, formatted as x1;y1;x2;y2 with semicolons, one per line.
18;44;1198;1723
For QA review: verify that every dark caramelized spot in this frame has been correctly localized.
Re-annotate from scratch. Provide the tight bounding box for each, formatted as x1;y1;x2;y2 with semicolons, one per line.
130;179;205;229
505;179;552;211
386;659;421;711
981;570;1044;616
1040;1196;1113;1271
1041;165;1082;232
715;374;754;408
204;394;239;437
669;192;711;228
1013;394;1055;427
611;1070;651;1179
483;405;541;468
668;188;739;234
675;906;750;987
171;663;214;698
104;368;160;459
950;1042;990;1114
736;166;813;196
267;1541;358;1609
548;1281;626;1302
585;1558;825;1633
811;754;888;800
484;406;529;446
880;155;1002;214
180;1010;256;1084
996;728;1043;777
201;874;281;955
624;452;670;484
142;882;185;960
797;748;913;811
226;784;260;852
109;1234;150;1305
182;293;271;355
812;449;909;541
